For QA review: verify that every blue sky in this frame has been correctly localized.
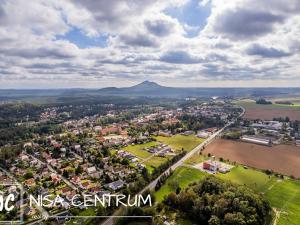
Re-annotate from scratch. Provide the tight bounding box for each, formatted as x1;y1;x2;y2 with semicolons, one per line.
56;28;108;48
165;0;211;37
0;0;300;88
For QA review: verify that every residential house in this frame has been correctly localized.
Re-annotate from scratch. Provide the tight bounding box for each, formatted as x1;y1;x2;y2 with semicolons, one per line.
107;180;125;191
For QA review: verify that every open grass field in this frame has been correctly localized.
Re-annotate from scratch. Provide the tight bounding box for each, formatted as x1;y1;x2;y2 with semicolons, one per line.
184;152;207;165
123;142;173;173
217;165;273;191
154;166;206;202
204;139;300;178
144;155;171;168
123;141;156;159
217;166;300;225
270;97;300;105
155;134;204;152
154;164;300;225
234;99;300;120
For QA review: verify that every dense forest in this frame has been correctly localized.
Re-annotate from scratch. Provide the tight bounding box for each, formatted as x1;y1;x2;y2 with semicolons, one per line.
0;103;43;128
0;96;172;147
116;176;272;225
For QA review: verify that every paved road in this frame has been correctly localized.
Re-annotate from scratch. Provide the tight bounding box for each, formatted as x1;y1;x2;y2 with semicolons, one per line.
102;107;245;225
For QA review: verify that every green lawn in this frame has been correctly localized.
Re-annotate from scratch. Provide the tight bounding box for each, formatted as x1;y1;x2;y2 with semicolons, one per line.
155;135;204;152
123;142;156;159
154;166;206;202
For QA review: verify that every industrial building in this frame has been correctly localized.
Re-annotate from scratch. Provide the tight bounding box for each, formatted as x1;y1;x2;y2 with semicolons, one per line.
241;135;271;146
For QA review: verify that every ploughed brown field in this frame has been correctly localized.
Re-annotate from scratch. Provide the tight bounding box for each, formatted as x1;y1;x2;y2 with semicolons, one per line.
204;139;300;178
243;108;300;120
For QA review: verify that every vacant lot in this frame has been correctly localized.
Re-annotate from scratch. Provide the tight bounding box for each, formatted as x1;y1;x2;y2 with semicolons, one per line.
123;141;156;159
184;153;207;165
123;142;172;174
235;100;300;120
143;156;172;168
155;134;204;152
204;139;300;178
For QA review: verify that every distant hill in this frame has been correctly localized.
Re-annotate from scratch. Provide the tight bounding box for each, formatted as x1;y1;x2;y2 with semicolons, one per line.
98;80;177;97
97;81;300;98
1;81;300;102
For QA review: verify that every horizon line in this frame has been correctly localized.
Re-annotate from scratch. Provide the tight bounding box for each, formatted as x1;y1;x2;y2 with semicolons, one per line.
1;86;300;90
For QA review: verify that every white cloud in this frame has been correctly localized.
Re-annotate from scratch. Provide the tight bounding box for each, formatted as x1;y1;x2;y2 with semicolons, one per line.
0;0;300;88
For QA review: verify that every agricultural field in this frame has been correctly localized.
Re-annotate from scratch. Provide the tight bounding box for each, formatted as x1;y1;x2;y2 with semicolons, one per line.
154;166;206;202
155;134;204;152
270;96;300;105
204;139;300;178
234;99;300;120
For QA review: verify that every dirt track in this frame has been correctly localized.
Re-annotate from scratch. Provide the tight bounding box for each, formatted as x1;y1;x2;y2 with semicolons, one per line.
243;108;300;120
204;139;300;178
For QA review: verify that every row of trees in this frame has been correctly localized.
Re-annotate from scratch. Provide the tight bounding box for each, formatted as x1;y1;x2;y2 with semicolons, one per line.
151;151;186;178
256;98;272;104
155;169;173;191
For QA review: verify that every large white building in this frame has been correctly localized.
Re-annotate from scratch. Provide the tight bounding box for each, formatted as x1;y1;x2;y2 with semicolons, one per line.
241;135;271;146
251;121;283;131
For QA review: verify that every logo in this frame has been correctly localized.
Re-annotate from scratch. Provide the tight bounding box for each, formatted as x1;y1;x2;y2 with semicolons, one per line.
0;183;23;224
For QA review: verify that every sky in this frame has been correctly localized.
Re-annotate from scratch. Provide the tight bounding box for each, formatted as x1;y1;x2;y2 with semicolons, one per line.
0;0;300;88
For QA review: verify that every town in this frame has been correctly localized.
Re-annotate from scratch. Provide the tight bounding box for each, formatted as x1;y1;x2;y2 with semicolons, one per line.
0;98;243;224
1;95;300;225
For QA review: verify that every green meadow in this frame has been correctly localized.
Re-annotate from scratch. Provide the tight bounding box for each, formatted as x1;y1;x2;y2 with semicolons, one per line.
144;155;171;168
123;141;156;159
155;134;204;152
234;99;300;111
154;164;300;225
